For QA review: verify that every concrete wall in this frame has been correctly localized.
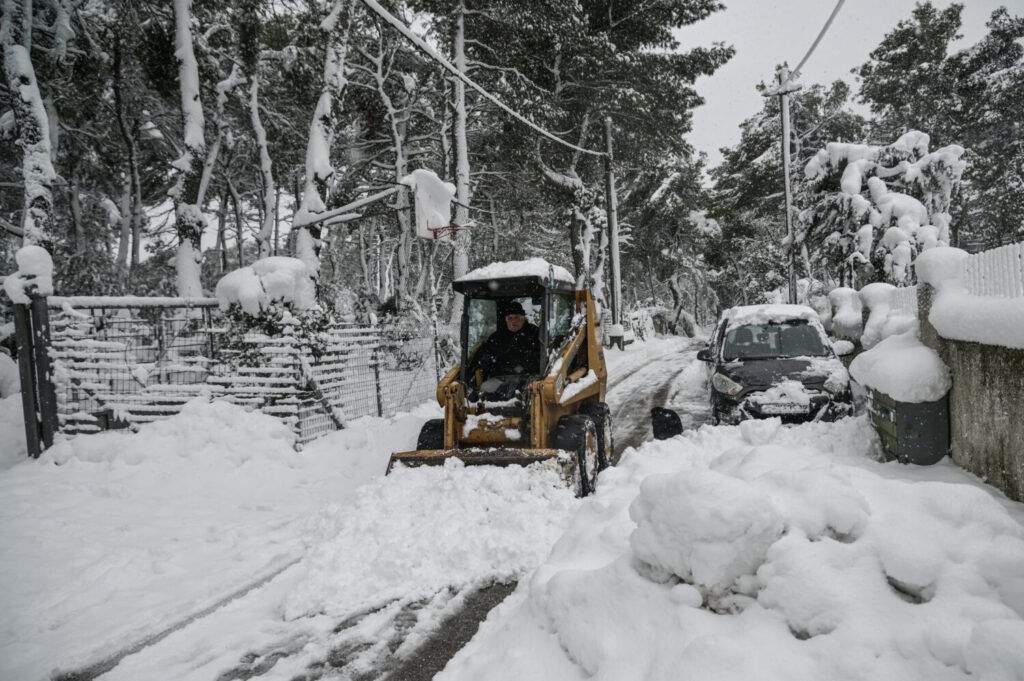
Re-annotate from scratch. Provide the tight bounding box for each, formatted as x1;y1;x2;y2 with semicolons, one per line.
918;284;1024;501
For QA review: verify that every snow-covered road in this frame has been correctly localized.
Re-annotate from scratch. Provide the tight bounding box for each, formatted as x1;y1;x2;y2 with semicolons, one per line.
605;337;709;456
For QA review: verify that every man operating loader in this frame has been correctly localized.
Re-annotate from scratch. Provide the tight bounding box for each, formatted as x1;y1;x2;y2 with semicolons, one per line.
471;302;542;398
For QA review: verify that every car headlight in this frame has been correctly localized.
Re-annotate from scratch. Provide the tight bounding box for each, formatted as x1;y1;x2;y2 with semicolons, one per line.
823;374;849;395
711;372;744;396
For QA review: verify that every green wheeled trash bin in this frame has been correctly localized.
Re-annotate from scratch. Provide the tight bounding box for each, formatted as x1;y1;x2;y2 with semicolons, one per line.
869;389;950;465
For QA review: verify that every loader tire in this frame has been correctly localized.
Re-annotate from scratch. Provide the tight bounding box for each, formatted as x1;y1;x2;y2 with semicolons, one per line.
554;415;598;498
582;403;613;470
416;419;445;450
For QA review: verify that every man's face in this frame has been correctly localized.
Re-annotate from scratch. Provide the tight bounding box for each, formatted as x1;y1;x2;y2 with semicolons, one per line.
505;313;526;333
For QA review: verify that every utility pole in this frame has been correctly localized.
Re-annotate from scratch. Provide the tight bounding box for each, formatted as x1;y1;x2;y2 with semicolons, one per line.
604;117;623;348
765;68;802;303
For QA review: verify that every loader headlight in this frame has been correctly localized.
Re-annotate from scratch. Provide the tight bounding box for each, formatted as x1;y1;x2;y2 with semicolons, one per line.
711;372;744;396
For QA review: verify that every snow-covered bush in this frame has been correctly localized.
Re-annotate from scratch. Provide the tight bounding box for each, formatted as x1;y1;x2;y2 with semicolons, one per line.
215;258;331;367
828;287;863;340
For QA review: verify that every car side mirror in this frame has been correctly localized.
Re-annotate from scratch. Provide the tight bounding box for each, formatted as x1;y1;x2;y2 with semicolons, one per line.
696;348;713;362
831;339;855;357
651;407;684;440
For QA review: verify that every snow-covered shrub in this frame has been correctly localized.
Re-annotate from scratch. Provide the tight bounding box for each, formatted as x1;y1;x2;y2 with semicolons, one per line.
215;258;332;367
629;469;783;603
828;287;863;340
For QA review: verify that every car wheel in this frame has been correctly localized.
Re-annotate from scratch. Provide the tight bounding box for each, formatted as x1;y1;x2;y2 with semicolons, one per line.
416;419;445;450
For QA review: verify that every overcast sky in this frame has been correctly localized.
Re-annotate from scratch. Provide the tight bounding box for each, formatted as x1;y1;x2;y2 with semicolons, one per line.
674;0;1014;168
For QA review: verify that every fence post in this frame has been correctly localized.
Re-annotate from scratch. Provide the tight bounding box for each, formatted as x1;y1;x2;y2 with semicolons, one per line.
371;339;384;417
29;293;59;448
13;303;42;458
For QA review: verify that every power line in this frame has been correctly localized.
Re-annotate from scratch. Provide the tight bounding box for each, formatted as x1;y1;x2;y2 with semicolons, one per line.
358;0;607;159
792;0;847;79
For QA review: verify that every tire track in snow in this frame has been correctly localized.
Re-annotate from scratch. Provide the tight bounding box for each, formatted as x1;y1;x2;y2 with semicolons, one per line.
606;341;708;460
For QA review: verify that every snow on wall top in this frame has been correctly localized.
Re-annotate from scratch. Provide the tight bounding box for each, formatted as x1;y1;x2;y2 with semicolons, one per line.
915;245;1024;350
215;257;317;315
722;304;820;327
457;258;574;285
3;246;54;304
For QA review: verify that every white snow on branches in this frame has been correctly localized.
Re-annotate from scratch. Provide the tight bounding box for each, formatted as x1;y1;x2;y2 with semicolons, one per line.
804;130;966;285
215;257;317;315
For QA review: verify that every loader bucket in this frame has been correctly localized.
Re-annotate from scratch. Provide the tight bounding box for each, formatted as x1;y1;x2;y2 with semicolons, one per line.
386;448;564;474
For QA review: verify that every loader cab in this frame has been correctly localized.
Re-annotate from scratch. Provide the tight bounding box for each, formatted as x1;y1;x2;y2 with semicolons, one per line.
454;275;576;401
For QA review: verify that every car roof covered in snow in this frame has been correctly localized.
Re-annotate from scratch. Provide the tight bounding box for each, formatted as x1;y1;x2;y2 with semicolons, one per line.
722;304;821;327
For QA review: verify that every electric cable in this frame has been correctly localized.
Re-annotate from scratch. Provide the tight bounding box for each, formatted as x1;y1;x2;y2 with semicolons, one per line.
359;0;607;158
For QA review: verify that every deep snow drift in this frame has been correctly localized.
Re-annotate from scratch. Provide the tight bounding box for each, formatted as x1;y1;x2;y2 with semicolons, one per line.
0;396;439;680
440;417;1024;681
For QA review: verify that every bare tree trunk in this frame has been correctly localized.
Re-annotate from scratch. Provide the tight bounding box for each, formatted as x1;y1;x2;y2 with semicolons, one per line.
2;0;56;248
216;189;229;273
449;0;472;322
227;179;244;268
170;0;207;296
250;75;276;258
294;0;353;277
70;170;84;253
116;181;131;271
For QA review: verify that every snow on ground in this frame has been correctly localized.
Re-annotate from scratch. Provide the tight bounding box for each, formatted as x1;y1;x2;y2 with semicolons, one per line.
0;338;674;680
439;416;1024;681
0;398;436;681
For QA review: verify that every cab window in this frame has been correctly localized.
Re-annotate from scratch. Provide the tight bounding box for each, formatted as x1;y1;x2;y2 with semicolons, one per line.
547;294;574;346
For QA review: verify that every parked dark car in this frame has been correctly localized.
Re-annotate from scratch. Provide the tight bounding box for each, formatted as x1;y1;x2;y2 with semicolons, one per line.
697;304;854;425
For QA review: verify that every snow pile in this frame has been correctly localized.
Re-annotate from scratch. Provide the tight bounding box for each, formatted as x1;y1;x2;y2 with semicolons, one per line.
914;246;1024;350
458;258;574;285
439;417;1024;681
400;168;457;242
282;458;576;620
0;398;436;681
629;470;783;599
828;287;863;340
0;351;19;398
0;395;27;469
3;245;54;304
214;256;317;315
850;331;951;403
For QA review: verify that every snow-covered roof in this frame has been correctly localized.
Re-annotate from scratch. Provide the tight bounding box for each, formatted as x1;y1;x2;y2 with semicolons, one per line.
457;258;574;285
722;304;820;326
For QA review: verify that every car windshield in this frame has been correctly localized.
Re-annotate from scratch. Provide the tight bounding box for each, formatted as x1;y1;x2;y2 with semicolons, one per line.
722;320;829;360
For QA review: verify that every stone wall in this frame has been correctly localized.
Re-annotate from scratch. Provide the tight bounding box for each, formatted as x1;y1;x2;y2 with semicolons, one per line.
918;284;1024;501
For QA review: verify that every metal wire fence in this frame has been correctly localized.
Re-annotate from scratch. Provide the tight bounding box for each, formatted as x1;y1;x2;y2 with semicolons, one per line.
40;297;445;445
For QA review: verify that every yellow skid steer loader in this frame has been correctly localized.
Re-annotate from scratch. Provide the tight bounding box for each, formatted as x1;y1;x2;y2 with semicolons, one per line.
387;261;612;496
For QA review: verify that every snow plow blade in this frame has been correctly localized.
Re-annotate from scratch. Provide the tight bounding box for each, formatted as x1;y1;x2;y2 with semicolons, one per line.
386;448;564;474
